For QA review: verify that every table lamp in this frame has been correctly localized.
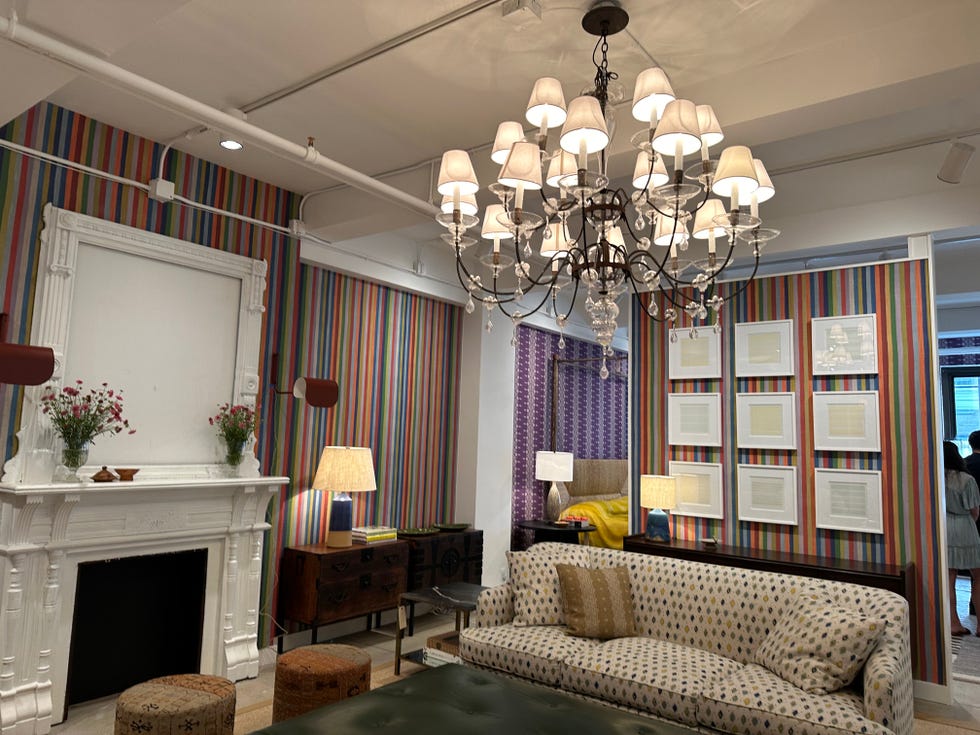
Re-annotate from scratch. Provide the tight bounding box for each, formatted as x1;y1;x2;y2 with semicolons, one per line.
535;450;574;521
640;474;677;542
312;446;378;547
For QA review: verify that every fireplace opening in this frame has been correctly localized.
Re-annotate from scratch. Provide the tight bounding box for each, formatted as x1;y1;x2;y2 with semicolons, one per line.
66;548;207;706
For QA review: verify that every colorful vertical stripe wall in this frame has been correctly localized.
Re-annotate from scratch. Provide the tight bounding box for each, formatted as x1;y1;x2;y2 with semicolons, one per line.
0;102;462;645
631;259;944;684
512;324;627;546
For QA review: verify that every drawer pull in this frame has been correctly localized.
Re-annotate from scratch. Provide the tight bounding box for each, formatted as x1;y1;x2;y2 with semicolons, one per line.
360;574;372;588
331;560;350;573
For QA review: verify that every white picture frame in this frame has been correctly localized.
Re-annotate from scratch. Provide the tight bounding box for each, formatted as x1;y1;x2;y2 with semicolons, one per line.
669;461;724;519
736;392;797;450
668;329;721;380
811;314;878;375
735;319;795;377
814;468;883;534
812;391;881;452
737;464;798;525
667;393;722;447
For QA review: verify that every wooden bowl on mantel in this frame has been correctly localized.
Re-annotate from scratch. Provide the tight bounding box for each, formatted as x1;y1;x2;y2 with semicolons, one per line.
115;468;139;481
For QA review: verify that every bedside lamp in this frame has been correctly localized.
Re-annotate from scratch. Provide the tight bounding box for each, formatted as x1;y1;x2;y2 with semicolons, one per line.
312;446;377;548
535;450;574;521
640;474;676;542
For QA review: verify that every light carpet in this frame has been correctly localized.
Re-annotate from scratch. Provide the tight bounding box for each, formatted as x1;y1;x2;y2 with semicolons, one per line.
232;662;979;735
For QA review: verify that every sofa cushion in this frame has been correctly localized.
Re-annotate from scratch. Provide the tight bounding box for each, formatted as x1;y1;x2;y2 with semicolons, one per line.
508;545;591;627
556;564;635;639
754;596;886;694
459;623;602;688
698;662;891;735
561;636;743;728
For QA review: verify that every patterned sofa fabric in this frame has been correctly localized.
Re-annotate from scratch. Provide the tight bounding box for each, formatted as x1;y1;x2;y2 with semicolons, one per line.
460;543;913;735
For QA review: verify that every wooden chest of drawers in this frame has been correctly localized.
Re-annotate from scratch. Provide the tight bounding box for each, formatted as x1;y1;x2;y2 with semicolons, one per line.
278;541;409;628
405;530;483;589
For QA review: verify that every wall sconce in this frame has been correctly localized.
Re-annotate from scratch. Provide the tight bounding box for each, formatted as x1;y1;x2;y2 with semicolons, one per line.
0;313;55;385
270;353;339;408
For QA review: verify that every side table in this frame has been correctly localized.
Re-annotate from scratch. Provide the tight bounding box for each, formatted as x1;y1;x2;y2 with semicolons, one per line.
394;581;486;674
517;519;596;544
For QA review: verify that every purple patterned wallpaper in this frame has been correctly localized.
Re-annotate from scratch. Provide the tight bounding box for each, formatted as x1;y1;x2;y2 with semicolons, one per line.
940;336;980;366
511;324;627;547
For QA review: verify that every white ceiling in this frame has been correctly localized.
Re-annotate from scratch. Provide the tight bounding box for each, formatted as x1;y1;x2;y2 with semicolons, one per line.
3;0;980;318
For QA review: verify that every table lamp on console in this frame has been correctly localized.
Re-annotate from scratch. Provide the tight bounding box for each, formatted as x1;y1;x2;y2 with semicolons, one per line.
536;450;574;522
312;445;377;548
640;474;677;542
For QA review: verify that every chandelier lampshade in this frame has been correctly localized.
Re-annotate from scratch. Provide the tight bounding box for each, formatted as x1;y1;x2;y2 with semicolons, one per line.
441;192;478;217
434;3;778;369
437;149;479;196
526;77;567;130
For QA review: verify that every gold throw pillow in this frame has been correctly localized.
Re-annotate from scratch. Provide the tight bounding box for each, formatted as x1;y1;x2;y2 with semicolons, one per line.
555;564;636;639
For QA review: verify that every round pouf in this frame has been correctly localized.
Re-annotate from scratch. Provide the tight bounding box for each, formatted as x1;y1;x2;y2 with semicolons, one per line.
113;673;236;735
272;643;371;722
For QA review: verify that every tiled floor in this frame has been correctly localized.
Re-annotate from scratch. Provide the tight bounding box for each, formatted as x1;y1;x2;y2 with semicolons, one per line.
50;610;456;735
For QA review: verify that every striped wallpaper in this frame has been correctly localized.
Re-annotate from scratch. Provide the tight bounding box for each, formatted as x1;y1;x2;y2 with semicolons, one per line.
0;102;462;646
632;260;945;684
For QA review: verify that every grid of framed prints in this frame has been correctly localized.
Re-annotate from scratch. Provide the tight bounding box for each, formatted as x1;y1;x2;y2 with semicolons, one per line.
736;464;798;526
668;329;721;380
813;468;883;533
734;319;794;377
811;314;878;375
669;461;724;519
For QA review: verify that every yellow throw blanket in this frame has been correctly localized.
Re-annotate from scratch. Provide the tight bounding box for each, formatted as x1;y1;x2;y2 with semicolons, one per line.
561;496;629;549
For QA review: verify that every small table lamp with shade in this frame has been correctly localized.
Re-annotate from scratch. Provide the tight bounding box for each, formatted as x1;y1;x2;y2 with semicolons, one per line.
312;445;378;548
640;474;677;542
536;450;574;522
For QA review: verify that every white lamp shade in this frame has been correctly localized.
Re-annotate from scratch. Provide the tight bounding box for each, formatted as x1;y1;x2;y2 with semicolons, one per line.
631;67;675;123
481;204;514;240
653;213;689;247
712;145;759;198
692;198;729;239
696;105;724;148
606;225;626;248
437;149;479;196
491;121;525;165
498;141;543;190
526;77;567;129
312;446;378;493
546;150;577;188
535;450;573;482
559;96;609;155
441;193;478;216
540;221;573;257
752;158;775;202
640;474;676;510
632;152;669;189
652;99;702;157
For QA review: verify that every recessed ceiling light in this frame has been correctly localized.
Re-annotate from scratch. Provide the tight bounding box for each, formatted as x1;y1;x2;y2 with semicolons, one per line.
219;136;244;151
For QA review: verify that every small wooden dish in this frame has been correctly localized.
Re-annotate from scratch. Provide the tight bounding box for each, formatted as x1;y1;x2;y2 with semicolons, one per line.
91;466;117;482
115;468;139;481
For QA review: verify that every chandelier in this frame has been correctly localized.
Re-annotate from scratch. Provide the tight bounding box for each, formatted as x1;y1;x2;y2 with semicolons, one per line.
435;2;778;369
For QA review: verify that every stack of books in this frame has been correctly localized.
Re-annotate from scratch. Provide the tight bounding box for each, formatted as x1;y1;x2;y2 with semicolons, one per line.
351;525;397;545
422;647;461;666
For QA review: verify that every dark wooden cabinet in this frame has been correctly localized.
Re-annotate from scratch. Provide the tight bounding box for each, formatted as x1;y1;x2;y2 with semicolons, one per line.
278;542;409;631
405;530;483;589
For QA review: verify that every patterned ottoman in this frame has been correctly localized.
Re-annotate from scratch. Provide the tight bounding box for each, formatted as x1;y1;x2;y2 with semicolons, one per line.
113;673;236;735
272;643;371;722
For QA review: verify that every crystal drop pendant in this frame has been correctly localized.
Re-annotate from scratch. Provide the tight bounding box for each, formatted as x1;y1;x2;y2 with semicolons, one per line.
690;327;698;339
486;318;493;333
713;319;722;334
669;329;679;343
636;216;644;229
558;335;566;349
600;359;609;380
523;242;532;257
465;296;475;314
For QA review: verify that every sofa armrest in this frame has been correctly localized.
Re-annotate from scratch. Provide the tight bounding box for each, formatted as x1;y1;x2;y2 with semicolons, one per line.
471;583;513;628
862;610;914;735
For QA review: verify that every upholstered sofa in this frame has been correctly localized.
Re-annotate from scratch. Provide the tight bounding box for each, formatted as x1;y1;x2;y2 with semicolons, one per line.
459;542;913;735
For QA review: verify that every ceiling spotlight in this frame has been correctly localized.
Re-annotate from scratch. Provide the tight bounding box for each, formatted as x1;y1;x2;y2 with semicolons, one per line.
938;139;975;184
218;108;247;151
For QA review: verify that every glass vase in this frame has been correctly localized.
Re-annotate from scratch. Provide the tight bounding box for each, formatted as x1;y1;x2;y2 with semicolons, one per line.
60;442;89;483
224;438;245;475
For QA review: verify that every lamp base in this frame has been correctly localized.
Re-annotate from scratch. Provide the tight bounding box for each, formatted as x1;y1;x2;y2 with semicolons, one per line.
545;481;570;522
645;508;672;542
326;492;354;548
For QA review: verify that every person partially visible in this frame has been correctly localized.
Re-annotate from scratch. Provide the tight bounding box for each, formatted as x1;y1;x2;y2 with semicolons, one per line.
944;439;980;635
966;430;980;490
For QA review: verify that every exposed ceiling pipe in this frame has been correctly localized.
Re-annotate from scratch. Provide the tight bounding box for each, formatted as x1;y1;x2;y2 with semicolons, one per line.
0;12;438;219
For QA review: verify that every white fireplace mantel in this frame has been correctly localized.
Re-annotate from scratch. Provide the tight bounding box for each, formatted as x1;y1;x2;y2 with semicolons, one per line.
0;474;287;734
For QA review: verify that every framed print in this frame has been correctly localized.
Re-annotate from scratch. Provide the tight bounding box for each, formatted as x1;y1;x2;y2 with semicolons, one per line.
736;392;797;450
737;464;798;525
814;468;883;534
735;319;794;377
667;393;722;446
669;461;724;519
812;391;880;452
811;314;878;375
668;329;721;380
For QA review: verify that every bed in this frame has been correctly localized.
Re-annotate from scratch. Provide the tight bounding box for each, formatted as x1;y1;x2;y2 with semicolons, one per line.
556;458;628;549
